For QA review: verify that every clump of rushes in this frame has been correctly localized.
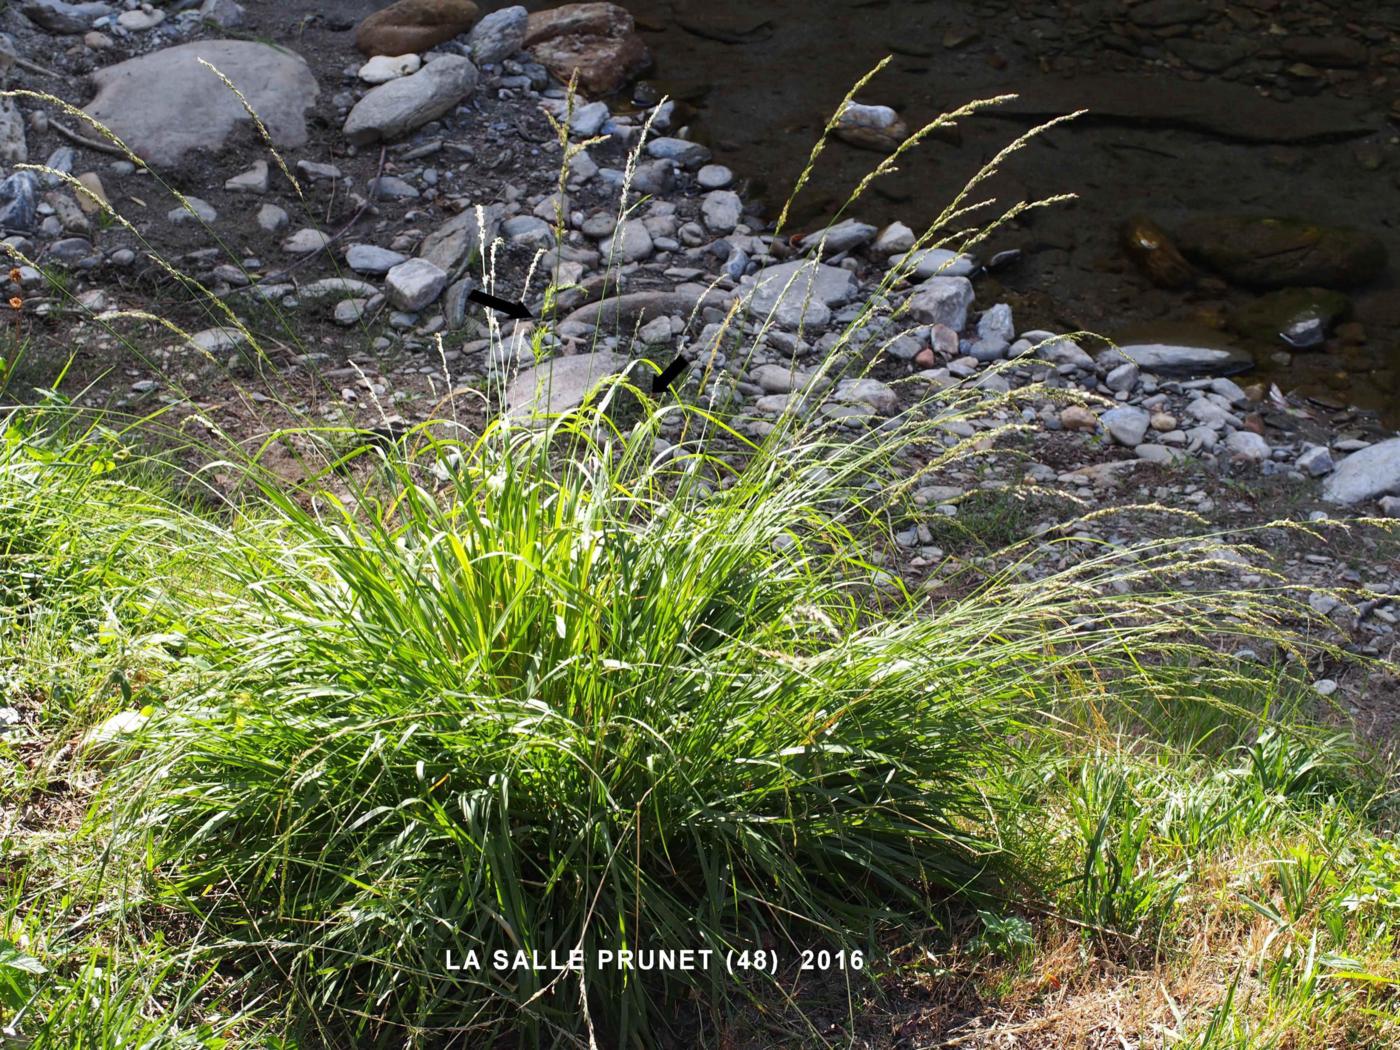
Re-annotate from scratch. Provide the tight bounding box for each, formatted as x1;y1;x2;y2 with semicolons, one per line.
83;376;1338;1048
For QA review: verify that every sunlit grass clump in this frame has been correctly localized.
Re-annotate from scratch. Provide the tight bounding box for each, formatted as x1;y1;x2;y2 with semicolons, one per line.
13;377;1334;1047
95;398;1021;1046
0;65;1395;1050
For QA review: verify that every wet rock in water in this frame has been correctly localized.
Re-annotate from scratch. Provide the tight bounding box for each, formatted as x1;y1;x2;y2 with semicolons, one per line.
467;5;528;66
888;247;977;279
833;101;906;153
1230;287;1351;348
992;74;1374;145
1174;215;1387;290
1321;437;1400;505
1281;35;1369;69
1109;342;1253;377
385;257;448;311
82;41;318;170
355;0;481;58
344;55;479;145
19;0;113;34
524;2;651;97
358;53;422;84
507;350;628;419
0;172;38;231
906;276;974;330
1121;216;1193;289
675;10;773;44
1129;0;1209;27
646;136;711;168
798;218;875;256
1280;316;1327;350
1165;38;1250;74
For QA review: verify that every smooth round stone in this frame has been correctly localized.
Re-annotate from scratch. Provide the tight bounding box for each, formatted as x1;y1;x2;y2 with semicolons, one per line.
282;228;332;254
346;243;409;275
334;298;369;325
358;53;422;84
696;164;733;190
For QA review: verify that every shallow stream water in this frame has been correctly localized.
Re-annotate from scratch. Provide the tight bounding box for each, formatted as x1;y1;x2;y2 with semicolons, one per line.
527;0;1400;422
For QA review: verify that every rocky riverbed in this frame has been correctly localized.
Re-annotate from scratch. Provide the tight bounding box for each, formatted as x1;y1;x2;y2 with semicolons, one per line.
0;0;1396;734
589;0;1400;425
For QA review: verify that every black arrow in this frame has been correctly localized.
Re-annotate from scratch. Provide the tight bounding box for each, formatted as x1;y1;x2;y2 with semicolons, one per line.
468;289;531;320
653;355;689;394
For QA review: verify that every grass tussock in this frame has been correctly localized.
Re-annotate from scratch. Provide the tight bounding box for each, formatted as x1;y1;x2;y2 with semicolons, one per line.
0;66;1396;1050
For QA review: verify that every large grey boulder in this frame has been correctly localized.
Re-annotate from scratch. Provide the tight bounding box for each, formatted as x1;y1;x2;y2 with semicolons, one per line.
1321;437;1400;506
506;351;629;420
346;244;409;274
385;258;448;311
1110;342;1253;377
343;55;478;145
1101;406;1150;447
906;276;974;330
800;218;876;255
888;247;977;279
82;40;318;169
419;203;503;272
747;260;859;320
467;5;528;65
